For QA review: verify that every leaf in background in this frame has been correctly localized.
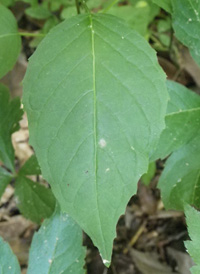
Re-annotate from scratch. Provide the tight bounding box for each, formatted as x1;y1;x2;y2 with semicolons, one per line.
152;0;172;13
15;176;56;223
0;166;12;198
0;4;21;78
0;236;21;273
19;154;41;175
0;83;23;171
23;14;168;262
185;205;200;274
172;0;200;66
158;135;200;210
25;6;52;20
28;206;85;274
0;0;14;7
156;82;200;210
141;161;156;185
151;81;200;161
107;1;159;36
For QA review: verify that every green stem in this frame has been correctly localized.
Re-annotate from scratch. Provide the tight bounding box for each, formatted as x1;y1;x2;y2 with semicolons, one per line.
81;0;90;13
101;0;119;13
75;0;81;14
19;32;45;37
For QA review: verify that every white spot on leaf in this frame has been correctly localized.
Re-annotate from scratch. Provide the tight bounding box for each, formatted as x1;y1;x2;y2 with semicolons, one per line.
99;138;107;148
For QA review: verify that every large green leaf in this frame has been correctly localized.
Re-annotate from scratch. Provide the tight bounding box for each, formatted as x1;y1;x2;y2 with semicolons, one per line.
0;83;23;171
23;13;168;262
15;176;56;223
172;0;200;66
28;206;85;274
0;236;21;273
151;81;200;161
0;166;12;198
185;205;200;274
0;4;21;78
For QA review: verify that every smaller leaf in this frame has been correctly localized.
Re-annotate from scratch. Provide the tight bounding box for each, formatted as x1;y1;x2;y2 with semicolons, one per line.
152;0;172;13
185;205;200;274
0;166;12;198
0;4;21;78
15;176;55;223
158;136;200;210
0;236;21;273
0;83;23;171
141;161;156;185
0;0;14;7
25;6;52;19
151;81;200;161
19;154;41;176
28;206;86;274
172;0;200;66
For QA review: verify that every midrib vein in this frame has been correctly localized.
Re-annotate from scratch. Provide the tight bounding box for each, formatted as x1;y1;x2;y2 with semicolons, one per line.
89;15;107;258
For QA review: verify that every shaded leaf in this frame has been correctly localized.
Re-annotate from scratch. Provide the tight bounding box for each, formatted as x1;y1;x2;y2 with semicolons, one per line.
23;14;168;262
107;1;159;36
0;4;21;78
28;206;86;274
0;236;21;273
25;6;52;20
172;0;200;66
0;166;12;198
15;176;56;223
0;83;23;171
185;205;200;274
152;0;172;13
19;154;41;176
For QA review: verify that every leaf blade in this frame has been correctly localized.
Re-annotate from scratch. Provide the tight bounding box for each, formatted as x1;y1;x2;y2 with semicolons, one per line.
0;4;21;78
0;236;21;274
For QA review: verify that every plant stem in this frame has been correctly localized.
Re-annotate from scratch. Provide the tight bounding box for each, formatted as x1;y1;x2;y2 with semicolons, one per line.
81;0;90;13
75;0;81;14
102;0;119;13
19;32;45;37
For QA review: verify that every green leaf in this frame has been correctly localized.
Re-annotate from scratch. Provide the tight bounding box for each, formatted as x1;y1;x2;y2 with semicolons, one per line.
15;176;56;223
107;1;159;36
185;205;200;274
61;6;77;20
0;83;23;171
152;0;172;13
0;166;12;198
0;4;21;78
28;206;86;274
25;6;52;19
0;236;21;273
141;161;156;185
19;154;41;175
158;135;200;210
151;81;200;161
0;0;14;7
23;14;168;262
172;0;200;66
